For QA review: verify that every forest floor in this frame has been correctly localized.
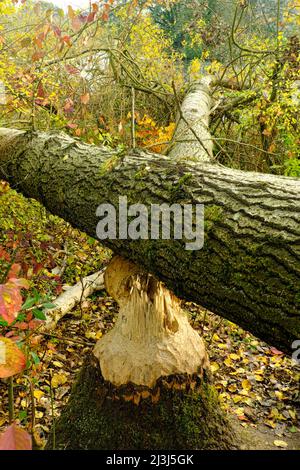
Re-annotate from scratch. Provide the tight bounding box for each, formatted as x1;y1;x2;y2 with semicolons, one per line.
0;185;299;450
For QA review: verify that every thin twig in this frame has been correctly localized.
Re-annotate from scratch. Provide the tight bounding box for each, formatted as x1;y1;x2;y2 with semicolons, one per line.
131;86;136;149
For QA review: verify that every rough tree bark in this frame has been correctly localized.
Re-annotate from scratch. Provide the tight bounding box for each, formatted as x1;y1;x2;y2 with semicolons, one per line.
0;125;299;353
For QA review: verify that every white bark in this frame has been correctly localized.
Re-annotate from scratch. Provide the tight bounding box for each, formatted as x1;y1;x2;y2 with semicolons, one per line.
168;76;213;162
94;256;209;387
42;270;105;331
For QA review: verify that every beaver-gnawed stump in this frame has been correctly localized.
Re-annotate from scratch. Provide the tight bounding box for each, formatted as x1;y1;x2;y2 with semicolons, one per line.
46;256;236;450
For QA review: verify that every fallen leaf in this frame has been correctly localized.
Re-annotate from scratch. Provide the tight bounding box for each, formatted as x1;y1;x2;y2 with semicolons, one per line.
273;440;288;448
210;362;219;373
33;390;44;401
51;373;67;388
242;379;252;391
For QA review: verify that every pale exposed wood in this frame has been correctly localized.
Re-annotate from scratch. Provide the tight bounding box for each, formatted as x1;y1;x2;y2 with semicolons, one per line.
94;256;209;387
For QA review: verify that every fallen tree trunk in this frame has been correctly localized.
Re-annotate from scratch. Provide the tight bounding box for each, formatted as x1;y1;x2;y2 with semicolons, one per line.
0;127;299;353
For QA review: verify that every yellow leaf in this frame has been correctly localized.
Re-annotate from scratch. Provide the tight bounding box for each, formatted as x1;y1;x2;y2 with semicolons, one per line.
270;407;279;418
254;375;264;382
229;353;240;360
224;358;232;367
51;373;67;388
53;361;64;368
265;420;276;429
33;390;44;401
233;395;243;403
239;389;249;396
212;333;220;341
234;407;244;416
210;362;220;373
85;331;97;339
275;391;284;400
242;379;252;391
0;416;6;426
241;397;252;406
274;440;288;448
228;384;237;393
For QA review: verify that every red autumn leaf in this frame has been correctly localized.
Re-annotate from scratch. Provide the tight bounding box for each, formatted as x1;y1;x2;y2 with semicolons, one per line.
0;247;10;262
26;312;33;322
37;83;45;99
32;51;44;62
71;17;82;32
33;262;43;274
0;337;26;379
87;12;96;23
52;24;61;37
80;93;90;105
0;424;32;450
16;322;29;331
61;35;72;46
7;263;21;279
102;11;109;21
28;319;42;330
65;64;80;75
0;278;29;324
92;3;99;13
67;122;78;129
78;13;88;23
269;347;284;356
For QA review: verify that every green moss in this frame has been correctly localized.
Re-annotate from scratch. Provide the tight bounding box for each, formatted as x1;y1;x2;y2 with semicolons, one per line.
134;165;149;180
169;173;193;202
46;354;236;450
98;151;125;176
